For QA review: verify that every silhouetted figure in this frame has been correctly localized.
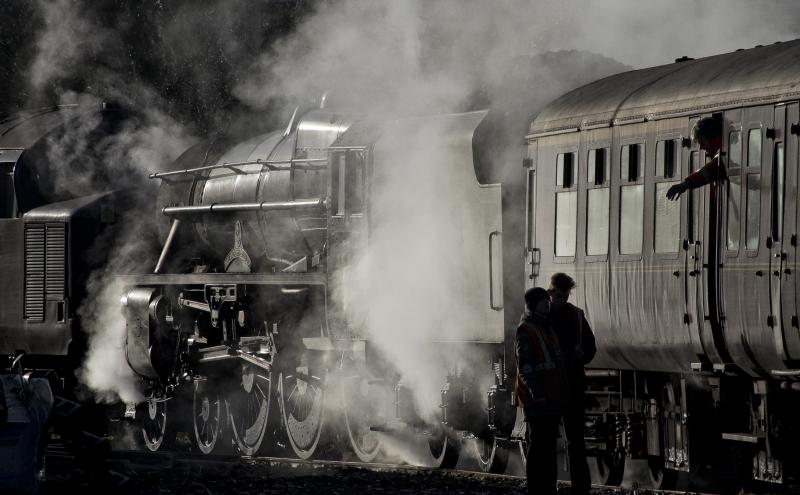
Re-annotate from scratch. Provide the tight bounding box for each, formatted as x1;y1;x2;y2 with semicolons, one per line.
549;273;596;495
515;287;569;495
666;116;724;201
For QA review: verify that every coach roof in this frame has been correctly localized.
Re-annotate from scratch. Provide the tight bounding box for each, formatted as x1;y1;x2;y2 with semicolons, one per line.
528;40;800;138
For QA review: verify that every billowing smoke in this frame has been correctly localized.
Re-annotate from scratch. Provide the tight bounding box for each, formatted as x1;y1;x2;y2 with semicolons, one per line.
234;0;800;115
28;0;110;91
71;103;194;404
23;3;197;403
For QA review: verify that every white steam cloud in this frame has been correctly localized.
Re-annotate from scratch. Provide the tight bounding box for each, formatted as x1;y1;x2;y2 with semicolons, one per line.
27;3;196;403
28;0;112;90
73;103;194;404
235;0;800;115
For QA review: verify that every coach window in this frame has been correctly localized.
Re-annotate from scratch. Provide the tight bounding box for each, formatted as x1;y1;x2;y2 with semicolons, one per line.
686;151;700;242
726;130;742;252
654;140;680;253
771;142;785;241
586;148;609;256
655;139;678;179
748;129;762;169
555;152;577;257
619;143;644;255
745;129;762;251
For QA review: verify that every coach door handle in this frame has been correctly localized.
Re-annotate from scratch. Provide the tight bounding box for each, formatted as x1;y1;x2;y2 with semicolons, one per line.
489;231;502;310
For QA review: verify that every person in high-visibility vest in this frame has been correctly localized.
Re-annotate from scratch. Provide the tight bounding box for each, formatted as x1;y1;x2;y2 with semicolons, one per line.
515;287;569;495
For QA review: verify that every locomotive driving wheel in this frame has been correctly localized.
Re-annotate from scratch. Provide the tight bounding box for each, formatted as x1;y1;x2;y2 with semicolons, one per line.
647;456;678;489
193;379;224;454
426;424;460;469
588;449;625;486
227;364;272;455
342;372;386;463
474;433;509;473
278;352;327;459
140;398;169;451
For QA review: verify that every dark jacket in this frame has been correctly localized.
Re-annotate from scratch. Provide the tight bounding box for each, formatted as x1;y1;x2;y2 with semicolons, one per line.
514;314;569;417
550;302;596;372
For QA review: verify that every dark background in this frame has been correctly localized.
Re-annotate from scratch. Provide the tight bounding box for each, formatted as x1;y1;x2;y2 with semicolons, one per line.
0;0;314;134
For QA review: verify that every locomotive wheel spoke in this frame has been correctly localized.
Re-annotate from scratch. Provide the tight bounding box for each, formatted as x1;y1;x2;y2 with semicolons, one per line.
193;380;223;455
426;424;460;469
227;364;272;456
342;373;386;463
140;399;168;452
588;449;625;486
278;361;327;460
473;434;509;474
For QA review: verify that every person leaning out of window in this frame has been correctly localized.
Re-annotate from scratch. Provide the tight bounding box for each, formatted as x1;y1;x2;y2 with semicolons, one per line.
666;115;725;201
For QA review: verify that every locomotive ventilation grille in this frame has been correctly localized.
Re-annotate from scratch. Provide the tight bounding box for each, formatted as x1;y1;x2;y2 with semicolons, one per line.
24;223;66;321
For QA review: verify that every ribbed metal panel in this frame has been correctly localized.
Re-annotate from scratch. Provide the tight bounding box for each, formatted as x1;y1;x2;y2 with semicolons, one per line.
45;223;66;299
24;222;66;321
24;223;46;321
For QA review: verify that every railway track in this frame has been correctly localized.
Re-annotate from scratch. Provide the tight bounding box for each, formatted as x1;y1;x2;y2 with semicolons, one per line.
39;441;727;495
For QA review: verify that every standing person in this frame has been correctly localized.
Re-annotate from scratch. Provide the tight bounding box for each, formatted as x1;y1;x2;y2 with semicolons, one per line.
549;273;597;495
515;287;569;495
665;115;724;201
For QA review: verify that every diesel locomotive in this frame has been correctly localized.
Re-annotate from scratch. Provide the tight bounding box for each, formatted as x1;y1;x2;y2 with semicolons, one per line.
6;40;800;492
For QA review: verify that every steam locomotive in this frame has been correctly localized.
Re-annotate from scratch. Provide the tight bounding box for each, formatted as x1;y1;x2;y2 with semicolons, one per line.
119;108;519;464
5;40;800;491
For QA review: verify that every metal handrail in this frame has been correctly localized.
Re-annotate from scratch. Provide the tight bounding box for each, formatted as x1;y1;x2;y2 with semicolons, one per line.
149;158;327;180
161;197;329;217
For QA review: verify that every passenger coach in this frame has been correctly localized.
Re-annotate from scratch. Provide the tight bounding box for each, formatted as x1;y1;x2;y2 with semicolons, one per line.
525;40;800;487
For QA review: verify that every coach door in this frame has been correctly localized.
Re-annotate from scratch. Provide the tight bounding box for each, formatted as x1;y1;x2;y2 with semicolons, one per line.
681;118;718;366
721;106;781;374
775;102;800;364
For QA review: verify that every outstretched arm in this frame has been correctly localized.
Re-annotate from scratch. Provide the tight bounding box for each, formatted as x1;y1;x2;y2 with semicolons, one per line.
666;155;721;200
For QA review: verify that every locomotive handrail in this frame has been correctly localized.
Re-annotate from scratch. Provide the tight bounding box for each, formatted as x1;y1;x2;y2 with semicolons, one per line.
161;197;329;217
770;369;800;377
148;158;327;180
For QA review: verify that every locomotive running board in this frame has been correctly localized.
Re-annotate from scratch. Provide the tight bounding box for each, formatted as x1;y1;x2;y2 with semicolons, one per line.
117;272;326;286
